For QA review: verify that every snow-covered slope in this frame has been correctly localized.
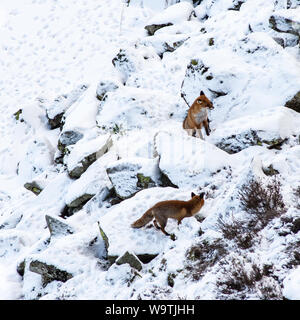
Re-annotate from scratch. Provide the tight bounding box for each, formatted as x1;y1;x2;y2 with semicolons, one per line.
0;0;299;300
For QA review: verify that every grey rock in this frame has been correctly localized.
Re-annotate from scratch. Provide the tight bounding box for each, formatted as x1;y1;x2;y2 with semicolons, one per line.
58;130;84;153
285;91;300;113
106;158;160;200
45;84;88;130
96;80;119;101
29;259;73;287
269;12;300;36
98;221;109;258
112;49;137;84
67;193;94;209
45;215;75;237
68;135;113;179
24;181;43;195
144;23;173;36
115;251;143;271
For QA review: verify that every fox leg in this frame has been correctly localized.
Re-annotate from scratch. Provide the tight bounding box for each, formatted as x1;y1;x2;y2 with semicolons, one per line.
155;216;170;236
153;219;160;230
196;129;204;140
203;119;210;136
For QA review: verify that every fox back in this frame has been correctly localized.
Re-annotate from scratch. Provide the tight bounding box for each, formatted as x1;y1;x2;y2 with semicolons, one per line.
131;192;205;236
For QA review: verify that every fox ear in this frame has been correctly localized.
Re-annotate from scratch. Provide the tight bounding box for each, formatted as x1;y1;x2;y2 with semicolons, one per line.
191;192;196;198
199;192;205;199
200;90;204;96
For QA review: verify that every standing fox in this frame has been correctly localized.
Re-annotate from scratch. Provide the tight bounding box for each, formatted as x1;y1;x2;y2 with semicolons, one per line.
182;90;214;139
131;192;205;237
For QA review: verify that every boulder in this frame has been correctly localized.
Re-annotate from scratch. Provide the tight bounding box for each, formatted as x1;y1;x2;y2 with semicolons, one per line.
211;107;300;154
45;215;75;237
155;131;231;188
96;79;120;101
106;157;160;200
285;91;300;113
115;251;143;271
144;2;194;36
269;9;300;36
145;23;173;36
24;181;43;195
58;130;84;153
43;84;88;130
67;134;113;179
29;259;73;287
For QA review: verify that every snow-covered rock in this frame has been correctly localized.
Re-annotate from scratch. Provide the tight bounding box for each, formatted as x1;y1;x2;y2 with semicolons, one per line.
66;134;113;179
269;8;300;36
43;83;88;129
155;130;231;188
106;157;161;199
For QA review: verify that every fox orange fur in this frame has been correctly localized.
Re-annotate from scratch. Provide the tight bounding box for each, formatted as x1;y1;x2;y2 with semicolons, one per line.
131;192;205;237
182;90;214;139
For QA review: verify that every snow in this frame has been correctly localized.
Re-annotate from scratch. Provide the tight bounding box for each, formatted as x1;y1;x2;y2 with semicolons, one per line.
146;2;194;25
0;0;299;300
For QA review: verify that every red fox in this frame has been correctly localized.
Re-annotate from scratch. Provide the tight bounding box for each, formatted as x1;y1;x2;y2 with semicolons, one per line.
131;192;205;237
182;90;214;139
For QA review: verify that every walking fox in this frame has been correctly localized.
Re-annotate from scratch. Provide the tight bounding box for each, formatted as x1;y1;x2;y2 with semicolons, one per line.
131;192;205;237
182;90;214;139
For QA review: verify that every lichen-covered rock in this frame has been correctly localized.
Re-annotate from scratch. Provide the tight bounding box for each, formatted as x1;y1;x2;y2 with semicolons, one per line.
285;91;300;113
29;259;73;286
24;181;43;195
45;215;75;237
115;251;143;271
67;134;113;179
67;193;94;211
106;157;160;199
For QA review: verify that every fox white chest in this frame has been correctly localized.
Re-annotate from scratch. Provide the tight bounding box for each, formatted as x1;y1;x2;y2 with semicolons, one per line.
193;109;207;124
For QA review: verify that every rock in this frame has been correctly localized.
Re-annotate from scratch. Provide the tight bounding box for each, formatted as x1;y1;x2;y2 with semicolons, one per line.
181;58;223;106
24;181;43;195
65;151;115;212
285;91;300;113
58;130;84;153
96;79;120;101
269;9;300;36
67;134;113;179
145;23;173;36
17;137;53;183
29;259;73;287
144;2;194;36
106;157;160;200
17;260;25;277
262;164;280;176
228;0;246;11
67;193;94;209
43;84;88;130
215;130;262;154
112;49;137;84
13;109;24;122
45;215;75;237
154;131;231;188
115;251;143;271
98;221;109;258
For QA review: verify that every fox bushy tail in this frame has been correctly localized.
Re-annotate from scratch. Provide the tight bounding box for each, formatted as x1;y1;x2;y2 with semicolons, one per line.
131;208;154;228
